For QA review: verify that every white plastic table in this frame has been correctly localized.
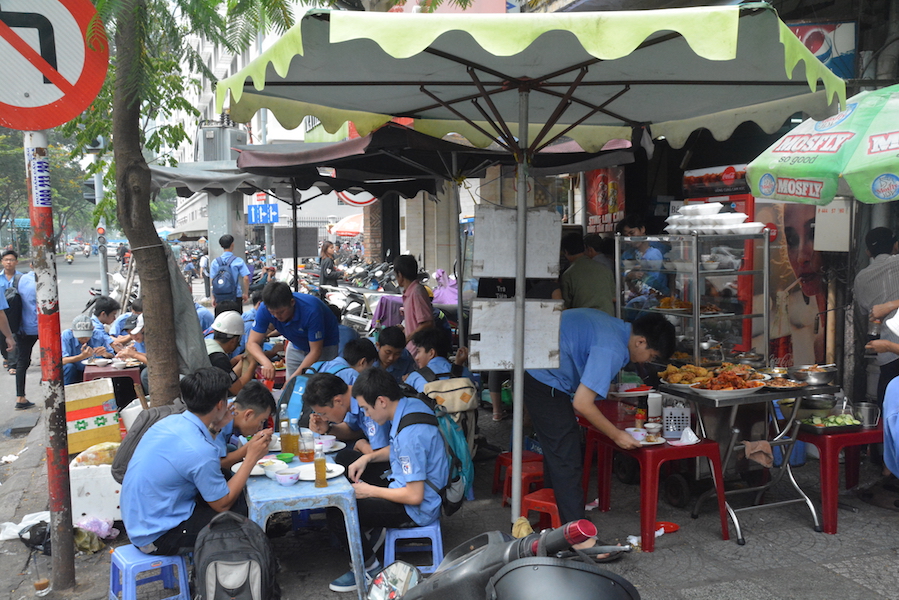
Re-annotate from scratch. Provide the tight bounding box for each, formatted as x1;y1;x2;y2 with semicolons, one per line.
244;467;366;600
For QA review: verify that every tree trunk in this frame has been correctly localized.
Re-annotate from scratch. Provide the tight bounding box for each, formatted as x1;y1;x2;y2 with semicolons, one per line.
113;0;181;405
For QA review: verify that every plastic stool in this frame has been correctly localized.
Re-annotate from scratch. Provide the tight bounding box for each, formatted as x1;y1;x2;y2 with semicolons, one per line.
520;488;562;530
109;544;190;600
383;521;444;574
492;450;543;494
502;461;544;507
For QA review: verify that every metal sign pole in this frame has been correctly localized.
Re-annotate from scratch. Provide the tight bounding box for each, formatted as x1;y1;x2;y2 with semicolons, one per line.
24;130;75;589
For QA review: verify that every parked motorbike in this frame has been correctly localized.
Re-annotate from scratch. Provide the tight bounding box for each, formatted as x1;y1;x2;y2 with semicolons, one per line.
370;520;637;600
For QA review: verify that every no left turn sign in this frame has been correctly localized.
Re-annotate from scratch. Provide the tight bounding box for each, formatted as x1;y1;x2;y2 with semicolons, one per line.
0;0;108;131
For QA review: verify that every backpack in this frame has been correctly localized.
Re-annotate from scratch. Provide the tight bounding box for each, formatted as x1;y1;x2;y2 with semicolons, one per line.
211;255;238;300
4;273;23;334
396;409;474;517
193;511;280;600
284;361;352;422
111;399;186;484
411;367;479;458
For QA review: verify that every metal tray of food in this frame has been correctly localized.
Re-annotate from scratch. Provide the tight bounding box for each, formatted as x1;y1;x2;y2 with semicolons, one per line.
799;423;862;435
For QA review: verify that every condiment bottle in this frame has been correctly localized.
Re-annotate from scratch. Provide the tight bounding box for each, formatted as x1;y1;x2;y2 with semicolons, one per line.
314;441;328;488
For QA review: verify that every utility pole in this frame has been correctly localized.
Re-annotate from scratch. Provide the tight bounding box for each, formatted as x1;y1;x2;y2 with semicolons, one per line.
86;138;110;296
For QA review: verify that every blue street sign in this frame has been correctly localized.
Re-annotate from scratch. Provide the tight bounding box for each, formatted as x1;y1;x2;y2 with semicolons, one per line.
248;204;279;224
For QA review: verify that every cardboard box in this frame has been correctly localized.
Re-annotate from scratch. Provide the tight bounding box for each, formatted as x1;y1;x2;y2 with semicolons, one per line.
65;379;120;454
69;464;122;521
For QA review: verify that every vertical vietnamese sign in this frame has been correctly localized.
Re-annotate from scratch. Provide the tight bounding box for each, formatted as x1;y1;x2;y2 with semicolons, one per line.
1;0;108;590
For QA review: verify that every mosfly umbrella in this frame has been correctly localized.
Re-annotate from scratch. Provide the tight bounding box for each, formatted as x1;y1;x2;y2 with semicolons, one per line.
215;2;846;521
333;213;364;237
747;84;899;205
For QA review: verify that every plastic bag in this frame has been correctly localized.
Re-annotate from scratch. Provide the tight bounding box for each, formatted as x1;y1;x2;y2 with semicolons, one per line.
74;516;118;540
70;442;120;467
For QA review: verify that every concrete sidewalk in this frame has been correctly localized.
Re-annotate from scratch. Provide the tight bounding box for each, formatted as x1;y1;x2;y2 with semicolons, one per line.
4;366;899;598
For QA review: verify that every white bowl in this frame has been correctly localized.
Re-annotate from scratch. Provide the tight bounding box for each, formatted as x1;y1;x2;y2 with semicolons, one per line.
730;222;765;234
259;459;288;479
111;361;128;370
93;358;111;367
319;434;336;450
275;468;300;486
702;261;720;271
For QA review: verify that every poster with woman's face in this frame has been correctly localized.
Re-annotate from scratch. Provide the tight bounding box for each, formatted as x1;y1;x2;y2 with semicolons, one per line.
753;201;827;366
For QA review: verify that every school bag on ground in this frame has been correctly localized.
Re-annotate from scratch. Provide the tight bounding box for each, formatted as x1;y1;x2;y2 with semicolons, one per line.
4;273;23;334
396;409;474;517
410;366;479;458
193;511;280;600
211;255;238;300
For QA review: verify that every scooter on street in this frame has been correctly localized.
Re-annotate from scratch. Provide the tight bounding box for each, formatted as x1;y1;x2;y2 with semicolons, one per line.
65;253;75;265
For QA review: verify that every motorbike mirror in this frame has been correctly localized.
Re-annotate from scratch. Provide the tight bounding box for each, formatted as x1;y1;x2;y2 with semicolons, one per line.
375;270;383;277
366;561;422;600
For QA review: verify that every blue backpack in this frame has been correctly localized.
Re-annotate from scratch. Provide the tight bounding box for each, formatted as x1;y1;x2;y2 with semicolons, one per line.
285;361;352;421
396;408;474;517
211;255;238;300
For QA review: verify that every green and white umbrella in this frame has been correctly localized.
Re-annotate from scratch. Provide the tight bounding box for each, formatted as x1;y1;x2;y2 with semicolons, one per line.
748;84;899;205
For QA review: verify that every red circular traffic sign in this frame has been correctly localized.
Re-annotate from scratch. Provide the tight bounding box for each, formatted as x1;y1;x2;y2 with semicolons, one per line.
0;0;108;131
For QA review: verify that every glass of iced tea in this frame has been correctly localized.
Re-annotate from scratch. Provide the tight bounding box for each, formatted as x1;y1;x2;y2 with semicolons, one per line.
298;431;315;462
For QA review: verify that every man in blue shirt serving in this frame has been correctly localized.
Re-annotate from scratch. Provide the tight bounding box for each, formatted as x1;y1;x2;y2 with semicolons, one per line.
121;368;271;555
247;281;339;382
325;367;448;593
525;309;674;548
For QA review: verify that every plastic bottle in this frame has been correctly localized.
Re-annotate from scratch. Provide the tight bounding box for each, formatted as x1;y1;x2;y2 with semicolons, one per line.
314;441;328;488
282;418;300;455
277;403;290;451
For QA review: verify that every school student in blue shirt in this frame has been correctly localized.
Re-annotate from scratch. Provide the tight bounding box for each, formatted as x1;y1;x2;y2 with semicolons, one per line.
325;367;448;593
247;281;339;383
370;326;415;384
525;309;675;549
120;368;272;555
308;338;379;388
90;295;120;349
210;234;251;305
13;270;36;410
404;327;472;393
61;315;114;384
110;298;143;344
213;381;276;469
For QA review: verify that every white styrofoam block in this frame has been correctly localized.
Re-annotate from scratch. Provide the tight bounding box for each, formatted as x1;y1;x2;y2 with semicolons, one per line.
469;299;562;370
70;464;121;521
471;205;562;278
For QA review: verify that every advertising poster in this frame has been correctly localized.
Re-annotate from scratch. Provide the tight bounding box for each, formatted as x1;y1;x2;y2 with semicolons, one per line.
789;22;857;79
585;167;625;233
683;165;749;198
753;200;828;366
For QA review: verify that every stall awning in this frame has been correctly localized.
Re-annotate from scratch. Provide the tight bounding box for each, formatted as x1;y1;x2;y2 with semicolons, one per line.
167;217;208;241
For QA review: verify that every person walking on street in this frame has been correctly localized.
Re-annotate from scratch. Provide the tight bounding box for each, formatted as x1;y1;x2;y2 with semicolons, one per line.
210;234;250;306
0;250;23;374
199;250;211;299
13;269;36;410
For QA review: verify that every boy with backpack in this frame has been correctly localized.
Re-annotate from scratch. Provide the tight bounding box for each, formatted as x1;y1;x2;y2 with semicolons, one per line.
403;328;472;394
120;368;272;555
210;234;251;306
370;326;415;384
325;367;448;593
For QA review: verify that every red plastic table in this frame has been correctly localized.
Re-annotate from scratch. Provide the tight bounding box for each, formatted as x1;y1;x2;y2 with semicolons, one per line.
797;424;884;534
578;403;730;552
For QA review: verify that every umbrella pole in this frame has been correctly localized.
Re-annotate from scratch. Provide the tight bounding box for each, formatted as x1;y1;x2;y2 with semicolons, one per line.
511;89;529;522
452;153;466;349
291;184;299;293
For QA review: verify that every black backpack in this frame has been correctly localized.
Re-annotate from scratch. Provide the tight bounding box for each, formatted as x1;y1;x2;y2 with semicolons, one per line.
193;511;280;600
111;400;186;484
4;273;23;334
212;256;238;300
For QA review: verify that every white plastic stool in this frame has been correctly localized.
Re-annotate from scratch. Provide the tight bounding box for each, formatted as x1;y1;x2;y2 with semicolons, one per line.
108;544;190;600
382;521;444;574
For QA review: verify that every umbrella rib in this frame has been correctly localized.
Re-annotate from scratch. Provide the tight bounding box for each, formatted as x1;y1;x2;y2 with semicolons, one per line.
529;67;589;153
537;84;641;128
419;85;515;153
467;67;519;151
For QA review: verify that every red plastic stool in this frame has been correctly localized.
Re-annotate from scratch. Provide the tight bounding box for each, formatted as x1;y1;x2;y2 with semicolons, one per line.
798;424;883;534
520;488;562;530
492;450;543;494
502;462;544;507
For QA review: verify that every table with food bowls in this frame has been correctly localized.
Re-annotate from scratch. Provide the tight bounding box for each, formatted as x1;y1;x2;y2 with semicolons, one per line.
83;358;143;386
659;362;840;544
240;447;366;600
577;398;730;552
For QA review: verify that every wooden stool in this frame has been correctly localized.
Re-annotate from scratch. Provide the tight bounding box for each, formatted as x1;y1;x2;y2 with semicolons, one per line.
492;450;543;494
520;488;562;530
502;461;544;507
798;424;884;534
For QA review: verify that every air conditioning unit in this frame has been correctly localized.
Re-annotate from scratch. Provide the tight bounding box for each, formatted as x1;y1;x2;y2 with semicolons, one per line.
195;126;247;162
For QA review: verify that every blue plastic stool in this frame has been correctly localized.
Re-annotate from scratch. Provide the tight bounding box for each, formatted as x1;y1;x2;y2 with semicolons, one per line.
383;521;444;574
108;544;190;600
